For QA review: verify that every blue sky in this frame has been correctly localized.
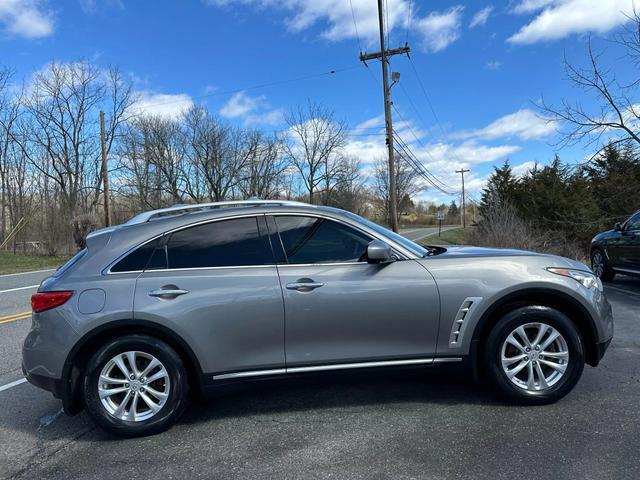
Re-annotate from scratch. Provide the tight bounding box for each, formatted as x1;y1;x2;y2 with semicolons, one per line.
0;0;637;204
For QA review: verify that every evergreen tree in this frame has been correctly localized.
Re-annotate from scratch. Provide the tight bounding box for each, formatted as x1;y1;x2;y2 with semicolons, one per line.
448;200;459;218
478;160;520;220
582;141;640;224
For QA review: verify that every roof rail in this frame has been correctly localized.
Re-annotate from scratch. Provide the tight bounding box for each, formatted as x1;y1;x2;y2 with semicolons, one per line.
125;200;310;225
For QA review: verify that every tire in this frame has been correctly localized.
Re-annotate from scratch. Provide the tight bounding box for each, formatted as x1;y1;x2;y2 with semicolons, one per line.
83;334;188;437
591;249;615;281
484;306;584;405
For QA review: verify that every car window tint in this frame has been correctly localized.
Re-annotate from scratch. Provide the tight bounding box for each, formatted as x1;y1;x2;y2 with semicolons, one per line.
111;237;162;272
275;216;372;264
166;217;273;269
626;213;640;231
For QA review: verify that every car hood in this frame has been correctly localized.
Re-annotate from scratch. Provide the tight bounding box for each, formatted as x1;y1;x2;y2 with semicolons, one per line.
434;245;542;258
592;229;616;242
430;245;589;270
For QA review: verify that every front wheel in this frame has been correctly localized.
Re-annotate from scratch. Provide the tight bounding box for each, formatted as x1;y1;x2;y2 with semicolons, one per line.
485;306;584;404
591;249;615;281
83;334;188;437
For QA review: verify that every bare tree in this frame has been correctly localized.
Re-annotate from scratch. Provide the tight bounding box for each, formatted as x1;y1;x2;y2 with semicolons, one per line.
541;12;640;160
238;131;288;199
283;101;347;205
326;156;369;214
0;67;17;244
372;151;421;225
20;61;134;250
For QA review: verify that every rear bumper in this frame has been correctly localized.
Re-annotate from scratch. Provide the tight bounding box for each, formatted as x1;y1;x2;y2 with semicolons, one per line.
22;364;63;398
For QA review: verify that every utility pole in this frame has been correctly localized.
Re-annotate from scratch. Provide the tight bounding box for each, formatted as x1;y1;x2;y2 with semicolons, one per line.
99;111;111;227
360;1;410;232
456;168;470;228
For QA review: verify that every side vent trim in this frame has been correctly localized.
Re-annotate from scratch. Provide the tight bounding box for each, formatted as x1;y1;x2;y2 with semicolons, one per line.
449;297;483;347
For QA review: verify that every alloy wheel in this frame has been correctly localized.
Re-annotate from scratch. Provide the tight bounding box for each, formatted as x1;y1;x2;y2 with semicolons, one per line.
98;351;170;422
592;251;605;278
500;322;569;392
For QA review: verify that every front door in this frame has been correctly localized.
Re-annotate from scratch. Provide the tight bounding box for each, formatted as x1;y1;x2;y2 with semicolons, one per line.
133;215;285;377
269;215;440;368
620;212;640;271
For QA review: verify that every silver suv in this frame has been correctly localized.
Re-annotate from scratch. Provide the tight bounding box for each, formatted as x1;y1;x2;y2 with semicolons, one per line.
23;200;613;437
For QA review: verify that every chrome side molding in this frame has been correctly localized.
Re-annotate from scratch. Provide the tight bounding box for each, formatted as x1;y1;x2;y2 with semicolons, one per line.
212;357;463;381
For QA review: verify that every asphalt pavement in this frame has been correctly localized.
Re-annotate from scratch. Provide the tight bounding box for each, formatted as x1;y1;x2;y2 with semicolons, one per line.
0;256;639;479
399;225;457;242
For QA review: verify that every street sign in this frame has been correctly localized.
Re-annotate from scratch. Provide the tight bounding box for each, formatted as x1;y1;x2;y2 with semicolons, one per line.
436;211;445;221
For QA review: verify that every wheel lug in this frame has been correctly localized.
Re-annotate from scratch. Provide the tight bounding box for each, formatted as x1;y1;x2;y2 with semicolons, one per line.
140;377;146;384
125;383;129;388
129;374;135;380
140;387;145;393
525;347;531;352
535;346;540;351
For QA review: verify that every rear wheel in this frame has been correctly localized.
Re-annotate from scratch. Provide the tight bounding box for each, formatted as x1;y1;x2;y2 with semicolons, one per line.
591;249;615;281
485;306;584;404
83;334;188;437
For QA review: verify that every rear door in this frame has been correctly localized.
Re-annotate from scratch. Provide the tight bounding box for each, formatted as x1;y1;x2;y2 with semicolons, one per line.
269;214;440;368
133;215;285;377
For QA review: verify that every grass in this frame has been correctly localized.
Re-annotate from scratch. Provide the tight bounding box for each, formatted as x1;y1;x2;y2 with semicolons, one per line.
419;227;469;246
0;251;71;275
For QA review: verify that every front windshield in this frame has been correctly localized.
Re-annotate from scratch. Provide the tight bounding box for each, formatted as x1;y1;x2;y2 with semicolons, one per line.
330;208;430;257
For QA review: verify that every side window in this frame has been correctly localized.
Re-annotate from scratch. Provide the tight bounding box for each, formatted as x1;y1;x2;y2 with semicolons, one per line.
626;212;640;231
275;216;372;264
166;216;273;269
111;237;163;273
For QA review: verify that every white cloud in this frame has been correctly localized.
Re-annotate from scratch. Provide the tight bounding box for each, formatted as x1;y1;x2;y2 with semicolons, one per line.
220;91;263;118
205;1;464;52
485;60;502;70
132;92;194;119
512;160;537;176
205;0;410;45
219;91;283;126
415;6;465;52
510;0;556;14
451;109;555;141
79;0;124;14
343;116;520;201
470;5;493;28
0;0;53;39
509;0;635;44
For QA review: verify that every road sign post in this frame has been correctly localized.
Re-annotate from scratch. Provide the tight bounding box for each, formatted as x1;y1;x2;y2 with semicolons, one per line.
436;211;445;237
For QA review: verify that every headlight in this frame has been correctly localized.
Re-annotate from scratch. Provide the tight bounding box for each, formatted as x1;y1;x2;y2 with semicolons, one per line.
547;267;603;291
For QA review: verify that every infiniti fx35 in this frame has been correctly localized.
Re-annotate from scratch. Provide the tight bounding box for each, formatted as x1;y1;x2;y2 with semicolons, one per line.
23;200;613;437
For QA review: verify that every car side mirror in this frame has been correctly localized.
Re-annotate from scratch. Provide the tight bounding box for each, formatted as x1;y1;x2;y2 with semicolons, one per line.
614;222;622;231
366;240;396;264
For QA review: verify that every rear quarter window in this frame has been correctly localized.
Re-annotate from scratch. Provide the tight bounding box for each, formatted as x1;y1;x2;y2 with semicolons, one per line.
54;249;87;277
111;237;165;273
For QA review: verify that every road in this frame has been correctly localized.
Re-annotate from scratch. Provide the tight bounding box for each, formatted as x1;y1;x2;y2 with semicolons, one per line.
0;267;639;479
399;225;457;242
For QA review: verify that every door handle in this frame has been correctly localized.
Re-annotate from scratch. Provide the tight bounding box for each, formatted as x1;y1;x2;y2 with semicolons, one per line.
148;288;189;298
286;281;324;292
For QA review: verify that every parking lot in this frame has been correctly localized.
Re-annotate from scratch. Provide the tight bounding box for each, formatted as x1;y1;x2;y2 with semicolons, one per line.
0;270;639;480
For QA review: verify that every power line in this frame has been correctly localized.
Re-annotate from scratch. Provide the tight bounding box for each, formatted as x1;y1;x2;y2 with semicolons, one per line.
134;65;361;110
393;131;458;194
406;56;469;169
405;0;413;44
390;102;457;191
349;0;363;53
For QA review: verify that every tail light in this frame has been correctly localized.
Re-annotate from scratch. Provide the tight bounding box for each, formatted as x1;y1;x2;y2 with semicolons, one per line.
31;291;74;313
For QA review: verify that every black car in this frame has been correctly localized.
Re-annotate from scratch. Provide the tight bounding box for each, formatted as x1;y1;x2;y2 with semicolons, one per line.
591;210;640;280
